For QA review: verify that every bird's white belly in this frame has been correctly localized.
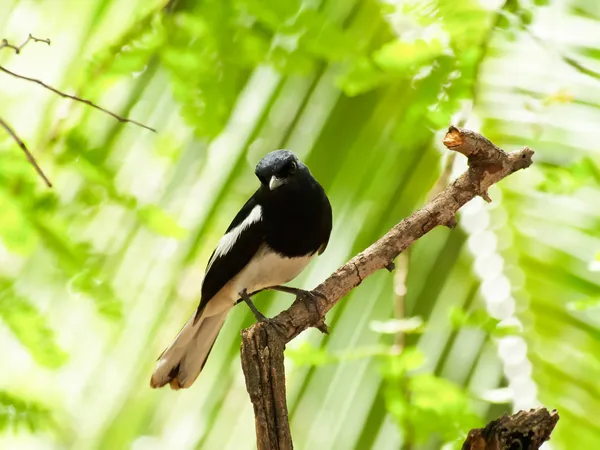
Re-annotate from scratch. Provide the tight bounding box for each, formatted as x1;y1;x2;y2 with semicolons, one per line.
202;244;314;316
233;244;314;295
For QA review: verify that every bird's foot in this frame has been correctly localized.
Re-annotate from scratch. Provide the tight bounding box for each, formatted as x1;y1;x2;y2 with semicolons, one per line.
238;289;288;337
268;286;329;334
239;288;268;322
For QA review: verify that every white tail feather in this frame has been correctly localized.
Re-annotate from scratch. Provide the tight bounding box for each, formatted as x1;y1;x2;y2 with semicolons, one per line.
150;307;229;390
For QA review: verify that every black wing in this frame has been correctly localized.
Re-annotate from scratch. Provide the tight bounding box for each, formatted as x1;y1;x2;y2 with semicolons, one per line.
318;191;333;255
196;192;264;315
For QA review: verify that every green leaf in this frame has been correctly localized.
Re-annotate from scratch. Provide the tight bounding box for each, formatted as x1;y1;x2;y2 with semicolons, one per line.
492;322;522;337
477;387;513;404
241;0;301;28
337;58;389;96
286;342;392;367
292;9;353;61
369;317;424;334
87;10;164;80
137;205;187;239
0;391;54;433
0;191;38;256
567;297;600;311
286;342;332;367
0;284;68;368
154;133;183;162
408;374;481;442
384;372;482;444
67;270;123;319
449;307;520;336
380;348;425;378
590;252;600;273
374;39;445;73
449;306;474;327
537;157;600;194
160;10;252;137
30;219;123;320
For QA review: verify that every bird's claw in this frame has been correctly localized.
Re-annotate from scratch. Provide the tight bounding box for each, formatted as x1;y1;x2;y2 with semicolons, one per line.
263;285;330;334
258;316;289;338
295;290;329;335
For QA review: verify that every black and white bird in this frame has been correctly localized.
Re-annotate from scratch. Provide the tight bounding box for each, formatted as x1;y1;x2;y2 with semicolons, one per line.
150;150;332;390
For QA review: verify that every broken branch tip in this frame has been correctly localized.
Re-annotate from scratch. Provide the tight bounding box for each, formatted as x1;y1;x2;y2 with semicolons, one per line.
443;126;463;149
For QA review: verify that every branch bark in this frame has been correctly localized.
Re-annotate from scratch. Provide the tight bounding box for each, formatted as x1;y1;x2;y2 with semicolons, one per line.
462;407;559;450
241;127;539;449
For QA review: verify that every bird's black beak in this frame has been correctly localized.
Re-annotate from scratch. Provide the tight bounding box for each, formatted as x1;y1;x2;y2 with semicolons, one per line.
269;175;285;190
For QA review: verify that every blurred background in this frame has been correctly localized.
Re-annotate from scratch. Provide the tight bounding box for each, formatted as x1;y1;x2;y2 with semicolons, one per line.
1;0;599;448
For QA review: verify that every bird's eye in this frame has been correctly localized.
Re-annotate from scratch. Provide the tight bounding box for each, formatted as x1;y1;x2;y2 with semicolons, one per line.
288;161;297;174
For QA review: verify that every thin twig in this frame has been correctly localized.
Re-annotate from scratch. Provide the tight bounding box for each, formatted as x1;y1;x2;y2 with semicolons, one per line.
0;66;156;132
525;28;600;82
0;34;50;54
559;55;600;81
0;118;52;187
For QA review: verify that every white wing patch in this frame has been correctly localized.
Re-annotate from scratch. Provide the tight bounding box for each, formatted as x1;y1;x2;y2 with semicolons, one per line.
206;204;262;272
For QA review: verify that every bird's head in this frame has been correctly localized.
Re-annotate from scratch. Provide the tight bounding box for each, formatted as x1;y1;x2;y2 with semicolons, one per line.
255;150;308;191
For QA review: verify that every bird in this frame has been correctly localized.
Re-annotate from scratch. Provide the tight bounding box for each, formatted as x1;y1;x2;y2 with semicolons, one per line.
150;149;332;390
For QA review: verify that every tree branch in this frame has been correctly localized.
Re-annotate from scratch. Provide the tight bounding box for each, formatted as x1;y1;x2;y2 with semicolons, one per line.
240;127;539;449
0;117;52;187
462;407;559;450
0;34;156;187
0;34;50;54
0;66;156;132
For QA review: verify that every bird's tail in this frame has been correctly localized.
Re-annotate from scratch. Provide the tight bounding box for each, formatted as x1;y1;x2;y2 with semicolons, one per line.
150;307;229;390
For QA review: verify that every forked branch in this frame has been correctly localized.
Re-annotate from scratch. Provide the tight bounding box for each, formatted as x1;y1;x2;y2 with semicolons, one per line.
1;34;155;187
0;34;50;53
240;127;552;450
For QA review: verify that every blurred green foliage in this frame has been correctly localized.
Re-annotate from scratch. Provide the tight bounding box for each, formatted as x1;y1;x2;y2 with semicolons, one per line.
0;283;67;368
0;391;54;433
